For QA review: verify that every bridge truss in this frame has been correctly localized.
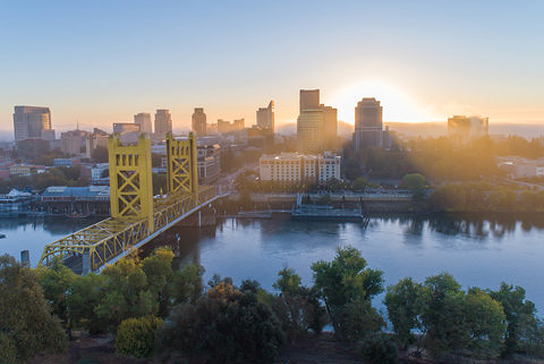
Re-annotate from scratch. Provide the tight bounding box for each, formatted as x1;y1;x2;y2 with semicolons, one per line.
39;133;219;273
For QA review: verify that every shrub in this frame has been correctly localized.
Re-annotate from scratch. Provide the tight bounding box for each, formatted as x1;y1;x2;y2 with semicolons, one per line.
358;332;398;364
159;281;285;364
115;315;164;358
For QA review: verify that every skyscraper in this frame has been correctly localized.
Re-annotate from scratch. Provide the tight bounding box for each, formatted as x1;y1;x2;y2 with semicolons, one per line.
192;108;207;136
134;112;152;134
299;89;320;112
448;115;489;137
354;98;383;150
154;109;172;140
297;90;337;152
13;106;52;143
256;101;275;131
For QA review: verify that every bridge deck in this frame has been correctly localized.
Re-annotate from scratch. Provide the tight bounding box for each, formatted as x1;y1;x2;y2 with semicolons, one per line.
39;186;221;273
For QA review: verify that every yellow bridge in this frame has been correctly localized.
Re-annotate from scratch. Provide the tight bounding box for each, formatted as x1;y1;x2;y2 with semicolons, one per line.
39;133;223;274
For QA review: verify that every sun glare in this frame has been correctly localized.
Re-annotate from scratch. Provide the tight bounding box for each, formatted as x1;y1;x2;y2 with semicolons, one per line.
331;81;430;124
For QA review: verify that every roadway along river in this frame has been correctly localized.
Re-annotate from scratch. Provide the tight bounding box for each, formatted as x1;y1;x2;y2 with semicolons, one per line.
1;214;543;314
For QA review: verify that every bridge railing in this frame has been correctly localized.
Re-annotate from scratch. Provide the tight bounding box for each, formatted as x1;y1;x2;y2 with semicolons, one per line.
39;186;217;272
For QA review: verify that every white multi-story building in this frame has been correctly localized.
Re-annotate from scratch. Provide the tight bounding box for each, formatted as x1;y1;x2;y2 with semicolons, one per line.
91;163;109;181
260;152;341;183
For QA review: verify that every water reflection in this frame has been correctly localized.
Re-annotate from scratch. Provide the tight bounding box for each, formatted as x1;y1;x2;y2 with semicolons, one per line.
2;213;544;313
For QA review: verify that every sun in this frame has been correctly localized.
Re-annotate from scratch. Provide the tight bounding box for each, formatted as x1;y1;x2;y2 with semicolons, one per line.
331;81;430;124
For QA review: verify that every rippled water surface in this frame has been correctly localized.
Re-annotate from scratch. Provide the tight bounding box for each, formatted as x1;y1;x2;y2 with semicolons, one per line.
1;214;543;312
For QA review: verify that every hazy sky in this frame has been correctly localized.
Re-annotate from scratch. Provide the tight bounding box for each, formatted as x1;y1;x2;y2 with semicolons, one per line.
1;0;543;135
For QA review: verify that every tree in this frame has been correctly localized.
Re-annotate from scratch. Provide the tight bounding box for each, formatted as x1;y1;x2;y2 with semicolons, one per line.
142;248;174;317
489;282;538;355
67;273;108;334
171;262;205;305
271;268;327;341
95;258;156;331
115;315;164;358
37;259;77;337
0;255;66;362
159;280;284;364
357;332;399;364
311;246;384;339
421;273;468;356
464;288;506;359
352;177;368;191
385;277;426;349
401;173;426;200
418;273;507;359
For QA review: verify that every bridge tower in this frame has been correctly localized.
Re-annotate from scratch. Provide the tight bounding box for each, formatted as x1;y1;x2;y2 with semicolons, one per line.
166;132;199;194
108;134;154;232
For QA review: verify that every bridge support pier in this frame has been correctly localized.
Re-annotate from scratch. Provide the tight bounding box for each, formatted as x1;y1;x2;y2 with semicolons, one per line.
82;250;90;276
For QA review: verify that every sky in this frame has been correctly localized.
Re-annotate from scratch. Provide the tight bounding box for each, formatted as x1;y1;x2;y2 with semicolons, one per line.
1;0;544;137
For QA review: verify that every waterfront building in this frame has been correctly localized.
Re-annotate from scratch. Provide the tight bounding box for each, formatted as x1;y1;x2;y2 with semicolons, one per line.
256;101;275;131
192;108;207;136
259;152;341;183
134;112;153;134
354;98;383;150
297;90;338;152
154;109;173;141
13;106;53;144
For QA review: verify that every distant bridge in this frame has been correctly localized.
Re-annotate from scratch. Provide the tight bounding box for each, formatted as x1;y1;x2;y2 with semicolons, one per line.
39;133;225;274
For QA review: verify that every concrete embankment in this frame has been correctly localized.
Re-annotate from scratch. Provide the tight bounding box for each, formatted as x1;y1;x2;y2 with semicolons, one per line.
223;192;427;213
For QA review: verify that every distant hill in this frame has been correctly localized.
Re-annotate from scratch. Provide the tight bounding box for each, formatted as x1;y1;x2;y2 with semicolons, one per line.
385;121;544;139
277;120;544;139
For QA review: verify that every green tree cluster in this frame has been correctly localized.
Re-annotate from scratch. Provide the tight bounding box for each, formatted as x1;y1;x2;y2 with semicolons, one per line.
0;255;67;362
115;315;164;358
36;248;204;357
311;246;385;340
431;182;544;212
159;276;284;364
262;268;327;342
7;244;544;363
385;273;542;360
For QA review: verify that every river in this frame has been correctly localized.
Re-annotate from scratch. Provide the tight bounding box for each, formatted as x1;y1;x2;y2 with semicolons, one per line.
1;214;543;313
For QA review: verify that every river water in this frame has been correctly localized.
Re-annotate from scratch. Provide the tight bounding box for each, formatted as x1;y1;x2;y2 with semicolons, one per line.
1;214;543;313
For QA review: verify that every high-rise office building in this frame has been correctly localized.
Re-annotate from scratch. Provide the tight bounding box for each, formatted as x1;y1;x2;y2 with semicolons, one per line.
297;90;337;152
256;100;275;131
354;98;383;150
192;108;207;136
13;106;52;143
134;112;152;134
299;90;320;113
448;115;489;137
154;109;172;141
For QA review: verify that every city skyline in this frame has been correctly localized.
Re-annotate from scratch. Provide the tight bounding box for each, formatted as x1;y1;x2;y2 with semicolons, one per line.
1;1;544;135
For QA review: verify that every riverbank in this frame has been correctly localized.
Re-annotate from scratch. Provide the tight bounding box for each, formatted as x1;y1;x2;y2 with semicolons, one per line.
29;332;544;364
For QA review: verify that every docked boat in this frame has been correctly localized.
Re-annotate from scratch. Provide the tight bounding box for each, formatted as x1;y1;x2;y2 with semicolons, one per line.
291;204;366;221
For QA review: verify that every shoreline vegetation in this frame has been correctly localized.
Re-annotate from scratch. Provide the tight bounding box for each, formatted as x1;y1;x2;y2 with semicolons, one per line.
1;246;543;363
